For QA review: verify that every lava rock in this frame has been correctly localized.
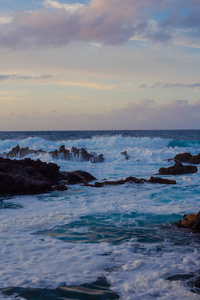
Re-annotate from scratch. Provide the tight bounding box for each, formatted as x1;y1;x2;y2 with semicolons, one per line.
173;152;200;164
192;211;200;233
159;162;198;175
3;145;45;158
2;145;105;163
147;176;176;184
174;152;193;163
0;157;66;195
61;170;97;185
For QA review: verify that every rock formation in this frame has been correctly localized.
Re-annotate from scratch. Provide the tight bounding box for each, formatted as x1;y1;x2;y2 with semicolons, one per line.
2;145;104;163
174;211;200;233
159;162;197;175
174;152;200;164
85;176;176;188
0;157;97;195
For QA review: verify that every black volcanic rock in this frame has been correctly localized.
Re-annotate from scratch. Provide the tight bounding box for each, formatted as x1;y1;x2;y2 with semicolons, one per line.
0;157;67;195
192;211;200;233
147;176;176;184
51;145;104;163
61;170;97;185
2;145;105;163
174;152;200;164
189;153;200;164
159;162;197;175
3;145;45;158
174;152;193;163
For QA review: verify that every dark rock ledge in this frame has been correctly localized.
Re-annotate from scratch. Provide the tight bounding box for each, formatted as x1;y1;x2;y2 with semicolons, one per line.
0;157;96;195
0;157;177;195
85;176;176;188
174;152;200;164
159;162;197;175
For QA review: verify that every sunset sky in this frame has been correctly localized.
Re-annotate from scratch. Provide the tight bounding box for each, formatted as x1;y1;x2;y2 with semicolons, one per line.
0;0;200;130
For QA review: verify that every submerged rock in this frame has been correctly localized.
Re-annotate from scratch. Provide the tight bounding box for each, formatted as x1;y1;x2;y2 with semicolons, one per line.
0;277;119;300
159;162;198;175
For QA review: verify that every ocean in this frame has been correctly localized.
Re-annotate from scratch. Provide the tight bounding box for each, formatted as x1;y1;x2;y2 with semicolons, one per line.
0;130;200;299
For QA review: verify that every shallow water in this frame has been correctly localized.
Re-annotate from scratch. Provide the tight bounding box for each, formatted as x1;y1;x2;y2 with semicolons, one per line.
0;130;200;299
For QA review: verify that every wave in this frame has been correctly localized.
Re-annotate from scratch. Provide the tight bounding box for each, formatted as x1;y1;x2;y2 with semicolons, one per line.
0;135;171;152
169;139;200;148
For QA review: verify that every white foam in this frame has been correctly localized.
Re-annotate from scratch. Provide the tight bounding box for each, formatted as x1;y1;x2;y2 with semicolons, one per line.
1;134;200;299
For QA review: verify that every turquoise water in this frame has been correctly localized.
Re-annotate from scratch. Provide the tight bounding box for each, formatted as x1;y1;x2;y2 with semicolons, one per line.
0;131;200;299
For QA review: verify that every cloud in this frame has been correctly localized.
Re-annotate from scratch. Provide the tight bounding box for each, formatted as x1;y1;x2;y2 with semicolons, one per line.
0;74;51;81
0;16;12;24
1;99;200;130
0;0;199;48
58;81;119;90
43;0;85;12
139;82;200;90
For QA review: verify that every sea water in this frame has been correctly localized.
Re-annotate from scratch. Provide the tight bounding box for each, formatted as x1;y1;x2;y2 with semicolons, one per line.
0;130;200;299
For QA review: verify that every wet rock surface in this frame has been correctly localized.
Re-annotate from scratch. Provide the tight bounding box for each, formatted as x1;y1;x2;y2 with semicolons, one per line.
0;277;119;300
174;211;200;233
159;162;198;175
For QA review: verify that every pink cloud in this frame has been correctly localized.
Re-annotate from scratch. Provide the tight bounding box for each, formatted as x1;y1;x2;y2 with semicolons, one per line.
0;0;199;48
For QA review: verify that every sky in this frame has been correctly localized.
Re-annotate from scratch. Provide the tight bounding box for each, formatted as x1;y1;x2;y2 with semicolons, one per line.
0;0;200;130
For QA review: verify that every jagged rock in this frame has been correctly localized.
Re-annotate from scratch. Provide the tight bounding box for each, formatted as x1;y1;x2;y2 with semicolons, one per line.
173;152;200;164
71;146;104;163
86;176;176;187
0;157;67;195
159;162;197;175
51;145;72;160
61;170;97;185
2;145;105;163
3;145;45;158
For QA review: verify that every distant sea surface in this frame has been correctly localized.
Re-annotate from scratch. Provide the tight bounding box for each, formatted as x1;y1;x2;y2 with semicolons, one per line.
0;130;200;300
